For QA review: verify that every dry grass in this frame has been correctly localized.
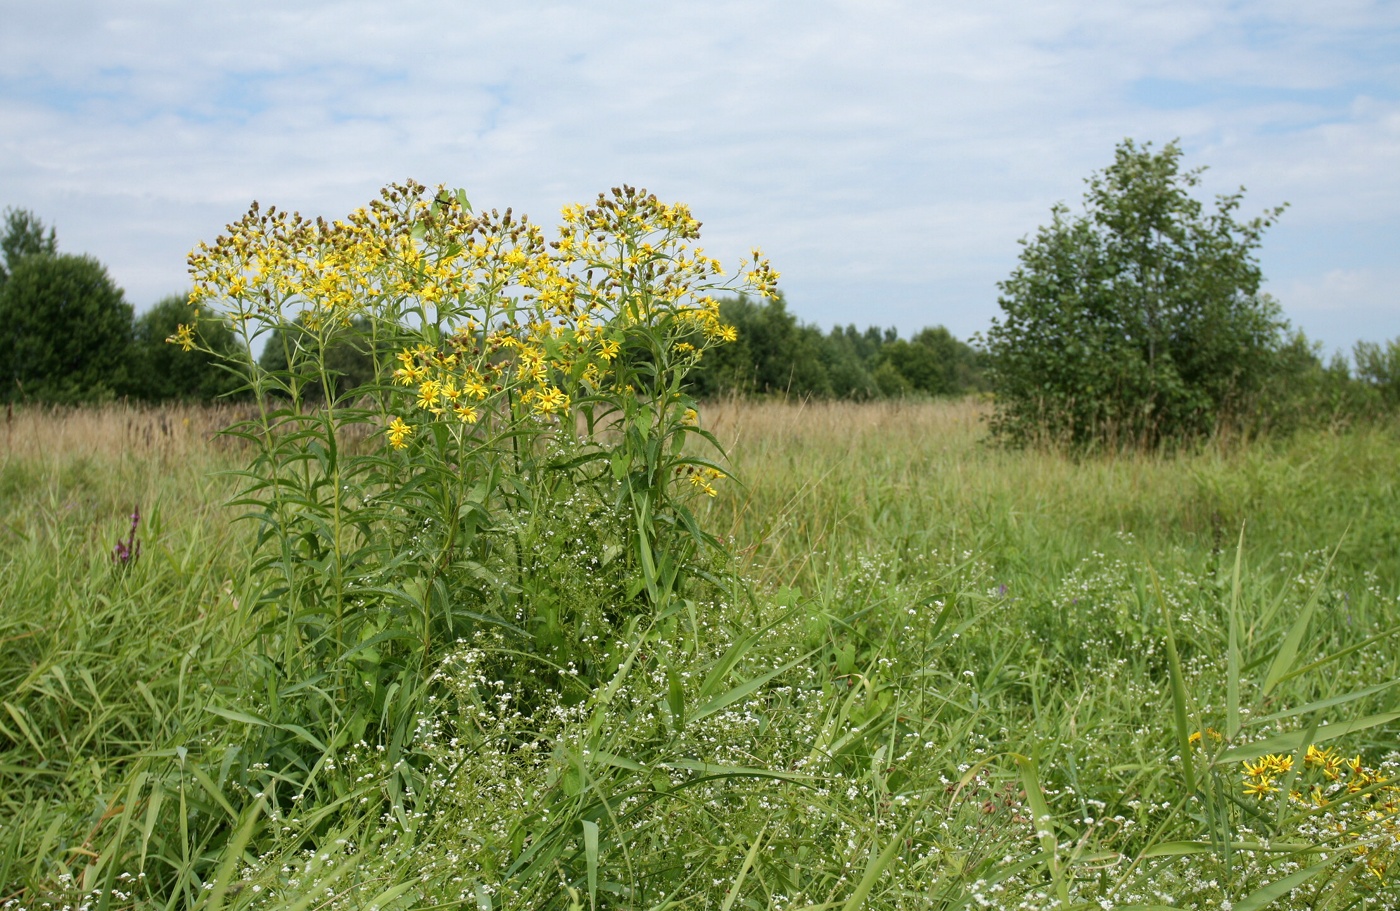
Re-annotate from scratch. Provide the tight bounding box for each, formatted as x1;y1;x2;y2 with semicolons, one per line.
0;400;248;465
698;396;1400;591
702;395;990;455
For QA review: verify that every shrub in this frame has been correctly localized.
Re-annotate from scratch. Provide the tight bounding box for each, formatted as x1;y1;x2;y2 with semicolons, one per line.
982;139;1290;448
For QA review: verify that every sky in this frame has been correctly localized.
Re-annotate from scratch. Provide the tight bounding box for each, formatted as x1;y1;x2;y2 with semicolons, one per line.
1;0;1397;356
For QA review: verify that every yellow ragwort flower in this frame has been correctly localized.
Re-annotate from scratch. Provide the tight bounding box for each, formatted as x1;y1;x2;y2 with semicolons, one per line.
167;324;196;352
387;417;412;450
417;379;443;411
532;386;569;415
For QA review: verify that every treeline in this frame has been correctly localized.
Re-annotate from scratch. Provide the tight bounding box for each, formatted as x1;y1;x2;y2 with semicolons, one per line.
0;208;241;404
0;203;991;407
3;201;1399;425
687;295;985;399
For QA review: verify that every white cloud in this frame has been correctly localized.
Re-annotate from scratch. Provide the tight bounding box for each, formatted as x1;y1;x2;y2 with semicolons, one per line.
0;0;1396;353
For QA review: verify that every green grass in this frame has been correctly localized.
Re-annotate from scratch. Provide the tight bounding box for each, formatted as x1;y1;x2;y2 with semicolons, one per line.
3;400;1398;910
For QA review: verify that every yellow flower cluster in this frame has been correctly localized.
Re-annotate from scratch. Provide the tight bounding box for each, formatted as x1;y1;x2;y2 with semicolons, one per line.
1241;746;1399;883
188;182;776;478
1240;753;1294;797
678;465;726;498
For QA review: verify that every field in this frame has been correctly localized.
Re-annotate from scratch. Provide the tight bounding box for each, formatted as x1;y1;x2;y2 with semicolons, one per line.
3;399;1399;910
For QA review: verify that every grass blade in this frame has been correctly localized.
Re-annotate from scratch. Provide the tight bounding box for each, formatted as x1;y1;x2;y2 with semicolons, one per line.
1262;543;1338;695
582;819;599;911
1152;568;1197;794
1014;752;1070;908
719;824;767;911
1233;858;1333;911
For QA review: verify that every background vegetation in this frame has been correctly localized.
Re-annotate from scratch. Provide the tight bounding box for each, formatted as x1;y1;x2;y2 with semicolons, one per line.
2;400;1398;910
2;176;1397;434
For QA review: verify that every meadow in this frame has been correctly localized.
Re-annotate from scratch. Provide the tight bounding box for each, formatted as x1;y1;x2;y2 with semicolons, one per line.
1;398;1398;910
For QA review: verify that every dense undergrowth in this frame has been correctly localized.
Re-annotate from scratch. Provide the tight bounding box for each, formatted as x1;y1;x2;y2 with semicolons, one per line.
2;399;1398;910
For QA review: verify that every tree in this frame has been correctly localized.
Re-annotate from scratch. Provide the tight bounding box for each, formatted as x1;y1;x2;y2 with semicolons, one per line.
0;253;134;403
0;208;57;288
878;326;984;397
257;314;382;401
687;294;830;398
982;139;1289;447
1354;337;1400;410
127;294;247;402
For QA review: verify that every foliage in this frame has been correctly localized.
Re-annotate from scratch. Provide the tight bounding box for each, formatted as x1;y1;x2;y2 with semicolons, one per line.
0;252;134;404
254;313;381;400
688;294;984;400
983;139;1291;448
689;293;830;396
1354;336;1400;410
878;326;984;397
127;293;247;401
0;207;57;288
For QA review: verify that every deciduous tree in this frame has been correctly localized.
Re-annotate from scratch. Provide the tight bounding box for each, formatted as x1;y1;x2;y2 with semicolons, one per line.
983;139;1288;447
0;253;133;403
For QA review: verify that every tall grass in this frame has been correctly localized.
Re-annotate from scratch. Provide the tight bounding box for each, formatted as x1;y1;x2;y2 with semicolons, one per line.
705;397;1400;590
3;400;1398;910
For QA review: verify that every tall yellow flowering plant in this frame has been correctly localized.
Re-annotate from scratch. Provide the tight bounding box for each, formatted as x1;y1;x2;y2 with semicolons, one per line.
182;181;776;747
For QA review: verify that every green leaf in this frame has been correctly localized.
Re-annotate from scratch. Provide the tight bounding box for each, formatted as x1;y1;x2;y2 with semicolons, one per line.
1263;543;1338;694
1152;568;1197;794
1219;711;1400;763
691;648;819;722
582;819;599;911
1233;858;1333;911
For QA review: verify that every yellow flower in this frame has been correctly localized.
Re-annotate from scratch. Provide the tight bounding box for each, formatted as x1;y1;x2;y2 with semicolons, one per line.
453;404;479;424
167;324;196;352
598;338;621;362
417;379;442;411
387;417;412;449
688;474;718;497
393;363;426;386
1243;776;1278;798
532;386;569;415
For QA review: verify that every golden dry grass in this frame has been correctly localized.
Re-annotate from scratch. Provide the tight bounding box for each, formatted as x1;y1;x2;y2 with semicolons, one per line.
0;400;246;464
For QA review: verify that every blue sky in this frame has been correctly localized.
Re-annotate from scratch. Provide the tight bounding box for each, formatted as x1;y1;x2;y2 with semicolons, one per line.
1;0;1397;355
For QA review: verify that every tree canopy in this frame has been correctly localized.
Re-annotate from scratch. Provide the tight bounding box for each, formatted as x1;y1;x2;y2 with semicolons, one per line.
0;207;57;288
982;139;1291;447
127;293;246;402
0;252;134;404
